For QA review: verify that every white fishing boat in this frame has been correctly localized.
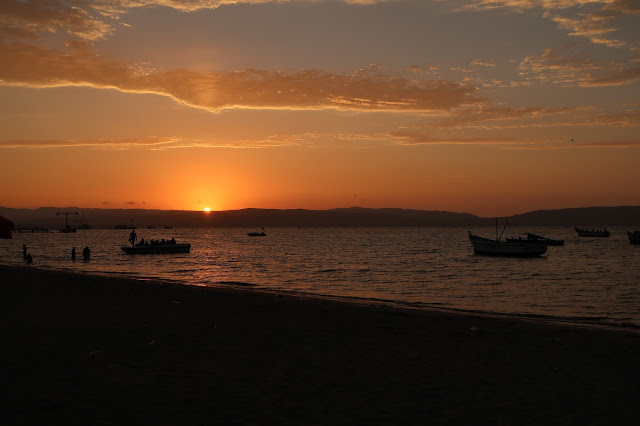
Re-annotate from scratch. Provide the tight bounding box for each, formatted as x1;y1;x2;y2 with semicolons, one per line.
469;232;547;257
469;220;547;257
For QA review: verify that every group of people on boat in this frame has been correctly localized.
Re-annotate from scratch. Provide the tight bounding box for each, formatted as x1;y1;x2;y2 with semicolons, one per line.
137;237;177;247
129;229;176;247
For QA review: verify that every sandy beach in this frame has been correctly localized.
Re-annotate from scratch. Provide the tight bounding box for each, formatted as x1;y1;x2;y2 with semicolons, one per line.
1;264;639;425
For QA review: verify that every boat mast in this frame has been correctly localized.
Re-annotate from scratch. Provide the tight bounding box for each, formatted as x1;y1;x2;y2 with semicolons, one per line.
499;220;509;241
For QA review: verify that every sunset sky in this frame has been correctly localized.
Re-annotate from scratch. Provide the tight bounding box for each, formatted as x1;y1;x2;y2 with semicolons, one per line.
1;0;639;216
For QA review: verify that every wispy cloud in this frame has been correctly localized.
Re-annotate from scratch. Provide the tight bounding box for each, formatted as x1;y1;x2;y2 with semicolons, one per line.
431;105;577;128
401;105;640;132
0;0;113;40
518;47;640;86
389;132;519;146
0;134;339;150
469;58;496;67
504;139;640;149
455;1;639;48
102;200;147;206
389;131;640;149
543;10;625;48
0;40;484;112
0;136;181;150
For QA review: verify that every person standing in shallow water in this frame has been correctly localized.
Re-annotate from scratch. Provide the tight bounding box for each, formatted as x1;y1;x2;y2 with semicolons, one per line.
71;247;76;260
82;246;91;260
23;244;27;260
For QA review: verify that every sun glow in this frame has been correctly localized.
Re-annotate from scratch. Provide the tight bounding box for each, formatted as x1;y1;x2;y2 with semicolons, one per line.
203;207;211;212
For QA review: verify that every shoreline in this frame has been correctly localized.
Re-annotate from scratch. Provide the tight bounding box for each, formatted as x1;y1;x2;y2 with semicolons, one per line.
3;264;639;424
5;262;638;333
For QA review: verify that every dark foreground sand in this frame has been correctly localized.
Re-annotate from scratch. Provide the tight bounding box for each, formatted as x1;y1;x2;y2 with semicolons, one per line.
1;265;639;425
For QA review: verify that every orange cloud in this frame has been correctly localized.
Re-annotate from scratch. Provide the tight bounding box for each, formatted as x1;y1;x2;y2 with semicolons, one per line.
518;47;640;86
504;140;640;150
389;131;640;149
389;132;518;146
0;136;181;150
0;0;113;40
431;106;576;128
599;0;640;16
543;11;625;47
456;1;638;48
0;133;385;150
0;40;483;112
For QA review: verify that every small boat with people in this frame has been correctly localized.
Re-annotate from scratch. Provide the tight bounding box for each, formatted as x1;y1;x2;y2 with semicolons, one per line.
121;243;191;254
506;232;564;246
627;230;640;245
469;232;547;257
575;227;610;237
121;232;191;254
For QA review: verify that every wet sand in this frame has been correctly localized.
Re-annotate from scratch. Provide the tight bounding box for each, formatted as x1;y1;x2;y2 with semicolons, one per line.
2;264;639;425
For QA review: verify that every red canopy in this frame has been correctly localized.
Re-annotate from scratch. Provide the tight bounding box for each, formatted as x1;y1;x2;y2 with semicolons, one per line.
0;216;14;239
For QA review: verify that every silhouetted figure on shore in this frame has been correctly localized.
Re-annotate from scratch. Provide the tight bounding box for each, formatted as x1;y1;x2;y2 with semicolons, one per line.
129;230;137;247
82;246;91;260
71;247;76;260
23;244;27;260
25;253;32;264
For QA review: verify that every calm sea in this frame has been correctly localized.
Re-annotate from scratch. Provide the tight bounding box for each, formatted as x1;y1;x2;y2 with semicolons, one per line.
2;226;639;328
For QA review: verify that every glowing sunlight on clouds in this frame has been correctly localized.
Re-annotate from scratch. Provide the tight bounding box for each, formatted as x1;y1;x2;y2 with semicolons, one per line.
1;0;639;214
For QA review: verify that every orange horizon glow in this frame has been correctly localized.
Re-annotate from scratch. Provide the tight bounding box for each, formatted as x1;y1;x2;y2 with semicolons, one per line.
1;1;638;216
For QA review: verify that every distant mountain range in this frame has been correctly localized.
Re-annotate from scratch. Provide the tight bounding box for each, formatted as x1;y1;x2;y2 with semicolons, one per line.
1;206;639;229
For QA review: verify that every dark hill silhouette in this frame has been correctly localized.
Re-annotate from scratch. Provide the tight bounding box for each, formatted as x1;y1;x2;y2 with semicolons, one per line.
507;206;640;226
1;205;638;229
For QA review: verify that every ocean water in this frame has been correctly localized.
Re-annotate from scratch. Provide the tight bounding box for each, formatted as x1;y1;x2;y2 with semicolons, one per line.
2;226;639;328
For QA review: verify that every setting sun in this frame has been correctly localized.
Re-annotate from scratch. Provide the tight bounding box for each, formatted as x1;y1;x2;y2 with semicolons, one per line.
203;208;211;212
0;0;638;217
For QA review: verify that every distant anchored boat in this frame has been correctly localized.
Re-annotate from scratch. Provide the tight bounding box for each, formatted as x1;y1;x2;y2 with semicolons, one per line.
506;232;564;246
575;227;610;237
247;232;266;237
627;230;640;245
469;232;547;257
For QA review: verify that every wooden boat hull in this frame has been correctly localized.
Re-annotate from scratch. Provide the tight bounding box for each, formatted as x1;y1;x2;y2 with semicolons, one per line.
628;231;640;245
469;233;547;257
121;244;191;254
575;227;610;237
